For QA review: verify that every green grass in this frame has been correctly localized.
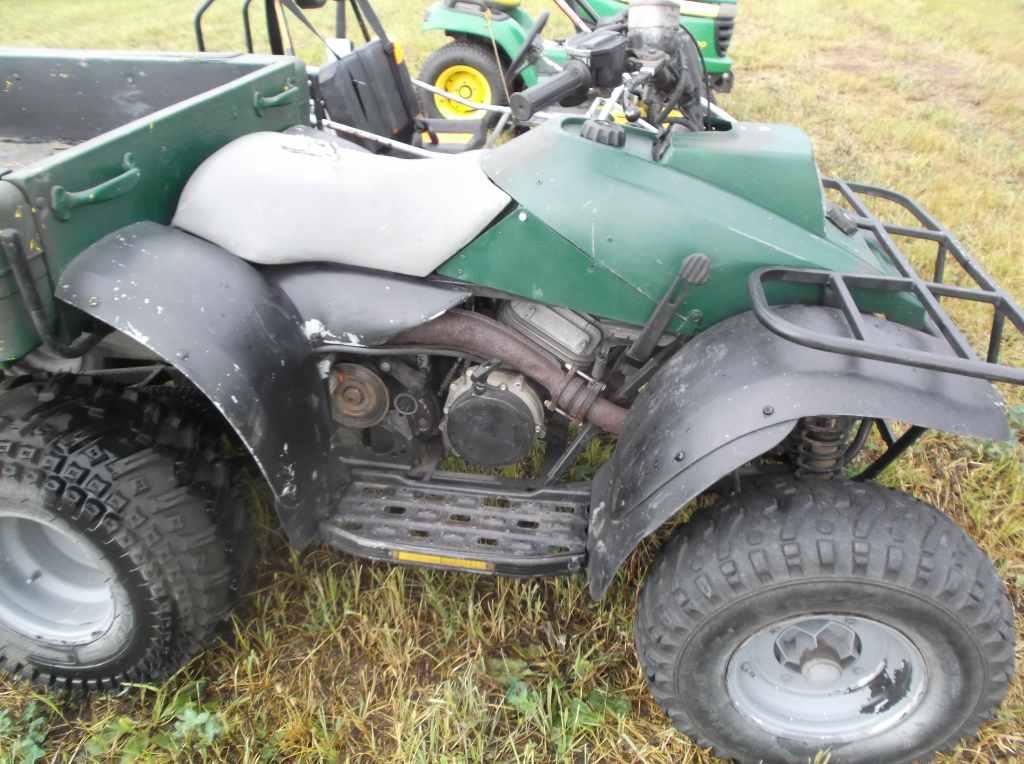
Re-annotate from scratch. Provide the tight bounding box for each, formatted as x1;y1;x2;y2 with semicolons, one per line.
2;0;1024;761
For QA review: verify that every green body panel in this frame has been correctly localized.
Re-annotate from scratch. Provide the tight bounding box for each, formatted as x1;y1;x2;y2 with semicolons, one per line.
423;4;541;86
0;50;308;361
680;16;730;75
443;206;666;327
539;43;569;67
665;125;826;236
440;118;905;333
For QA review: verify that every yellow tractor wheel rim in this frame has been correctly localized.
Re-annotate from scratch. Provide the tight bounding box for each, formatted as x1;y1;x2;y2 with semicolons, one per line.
433;65;493;119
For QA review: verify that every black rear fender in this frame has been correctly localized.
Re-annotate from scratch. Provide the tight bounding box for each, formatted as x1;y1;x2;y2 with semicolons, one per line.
587;306;1010;599
58;221;331;545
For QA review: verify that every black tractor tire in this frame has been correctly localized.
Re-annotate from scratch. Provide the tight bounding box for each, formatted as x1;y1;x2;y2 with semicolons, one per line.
0;376;247;693
418;40;508;119
636;476;1015;764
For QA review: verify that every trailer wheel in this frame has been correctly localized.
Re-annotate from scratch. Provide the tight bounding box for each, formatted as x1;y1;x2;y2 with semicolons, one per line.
636;477;1014;763
0;377;246;693
419;40;507;119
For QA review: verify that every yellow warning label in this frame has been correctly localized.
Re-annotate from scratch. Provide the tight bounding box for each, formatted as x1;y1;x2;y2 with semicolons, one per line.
393;551;494;572
421;131;474;145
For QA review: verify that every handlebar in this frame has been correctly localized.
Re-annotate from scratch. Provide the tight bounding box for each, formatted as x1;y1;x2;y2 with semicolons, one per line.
509;60;592;122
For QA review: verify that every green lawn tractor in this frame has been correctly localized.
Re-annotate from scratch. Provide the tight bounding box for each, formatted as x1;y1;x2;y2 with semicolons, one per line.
420;0;736;118
1;1;1022;762
193;0;719;152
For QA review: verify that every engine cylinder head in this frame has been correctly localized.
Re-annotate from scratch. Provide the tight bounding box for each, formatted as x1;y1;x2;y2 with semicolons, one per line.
627;0;681;32
628;0;681;56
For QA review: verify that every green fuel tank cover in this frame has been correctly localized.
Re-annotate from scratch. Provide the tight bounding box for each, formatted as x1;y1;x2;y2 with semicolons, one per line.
449;118;906;335
660;123;826;237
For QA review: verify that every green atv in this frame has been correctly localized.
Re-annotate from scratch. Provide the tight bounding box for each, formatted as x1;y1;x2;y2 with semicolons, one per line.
1;2;1021;761
420;0;736;119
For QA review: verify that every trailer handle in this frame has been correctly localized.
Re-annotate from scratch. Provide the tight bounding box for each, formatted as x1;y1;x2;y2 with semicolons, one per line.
50;153;141;223
254;82;302;115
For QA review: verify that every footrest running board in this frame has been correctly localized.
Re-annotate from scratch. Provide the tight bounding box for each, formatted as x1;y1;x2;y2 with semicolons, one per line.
320;470;590;577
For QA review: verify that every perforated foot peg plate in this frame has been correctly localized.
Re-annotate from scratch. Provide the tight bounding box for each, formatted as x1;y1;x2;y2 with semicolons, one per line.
320;469;589;576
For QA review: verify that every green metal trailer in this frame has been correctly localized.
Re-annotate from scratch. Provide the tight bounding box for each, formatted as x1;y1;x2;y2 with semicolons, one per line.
0;50;307;363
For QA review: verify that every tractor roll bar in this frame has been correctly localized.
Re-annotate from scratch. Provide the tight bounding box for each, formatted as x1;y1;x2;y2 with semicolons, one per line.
195;0;291;54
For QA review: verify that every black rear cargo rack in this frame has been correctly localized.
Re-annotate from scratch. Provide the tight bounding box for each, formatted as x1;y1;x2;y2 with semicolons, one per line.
749;177;1024;386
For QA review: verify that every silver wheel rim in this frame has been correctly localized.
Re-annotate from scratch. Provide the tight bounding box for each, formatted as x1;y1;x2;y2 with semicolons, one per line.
0;511;120;646
725;614;928;742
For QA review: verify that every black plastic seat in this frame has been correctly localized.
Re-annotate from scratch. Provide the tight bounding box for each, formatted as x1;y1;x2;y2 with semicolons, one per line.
316;35;496;155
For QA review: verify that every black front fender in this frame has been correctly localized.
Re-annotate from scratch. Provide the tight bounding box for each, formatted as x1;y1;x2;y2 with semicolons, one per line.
588;306;1009;599
59;222;331;546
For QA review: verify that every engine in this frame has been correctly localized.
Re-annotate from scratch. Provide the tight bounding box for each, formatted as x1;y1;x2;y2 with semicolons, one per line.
441;303;603;467
498;301;602;366
507;0;713;138
628;0;683;59
328;359;441;466
328;302;609;469
442;367;546;466
625;0;707;129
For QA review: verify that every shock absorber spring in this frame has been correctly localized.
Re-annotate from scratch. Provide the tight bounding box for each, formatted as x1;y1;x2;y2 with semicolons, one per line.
789;416;853;478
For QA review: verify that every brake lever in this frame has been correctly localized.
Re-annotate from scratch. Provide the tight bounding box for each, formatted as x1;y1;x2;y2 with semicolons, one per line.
595;69;653;125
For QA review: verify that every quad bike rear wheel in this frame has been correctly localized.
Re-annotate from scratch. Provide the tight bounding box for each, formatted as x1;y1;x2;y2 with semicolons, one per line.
0;377;246;692
636;477;1015;763
419;40;507;119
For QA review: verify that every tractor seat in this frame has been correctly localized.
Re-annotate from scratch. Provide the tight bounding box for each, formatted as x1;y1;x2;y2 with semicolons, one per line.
444;0;521;13
171;131;511;278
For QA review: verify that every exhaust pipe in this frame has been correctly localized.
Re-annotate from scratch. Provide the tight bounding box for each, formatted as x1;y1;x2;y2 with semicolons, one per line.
392;310;628;434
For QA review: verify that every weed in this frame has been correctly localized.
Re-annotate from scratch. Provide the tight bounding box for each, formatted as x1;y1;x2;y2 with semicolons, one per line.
81;682;226;761
982;403;1024;463
0;703;51;764
485;656;631;760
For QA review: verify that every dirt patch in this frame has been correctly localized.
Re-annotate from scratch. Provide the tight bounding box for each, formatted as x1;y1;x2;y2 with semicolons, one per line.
820;45;886;77
902;62;984;109
820;43;983;109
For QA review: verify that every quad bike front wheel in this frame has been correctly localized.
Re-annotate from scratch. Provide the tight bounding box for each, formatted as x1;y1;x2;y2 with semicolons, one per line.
419;41;507;119
636;477;1015;763
0;377;246;692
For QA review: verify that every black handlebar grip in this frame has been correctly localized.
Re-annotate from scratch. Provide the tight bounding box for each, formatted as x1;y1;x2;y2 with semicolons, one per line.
509;60;592;122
